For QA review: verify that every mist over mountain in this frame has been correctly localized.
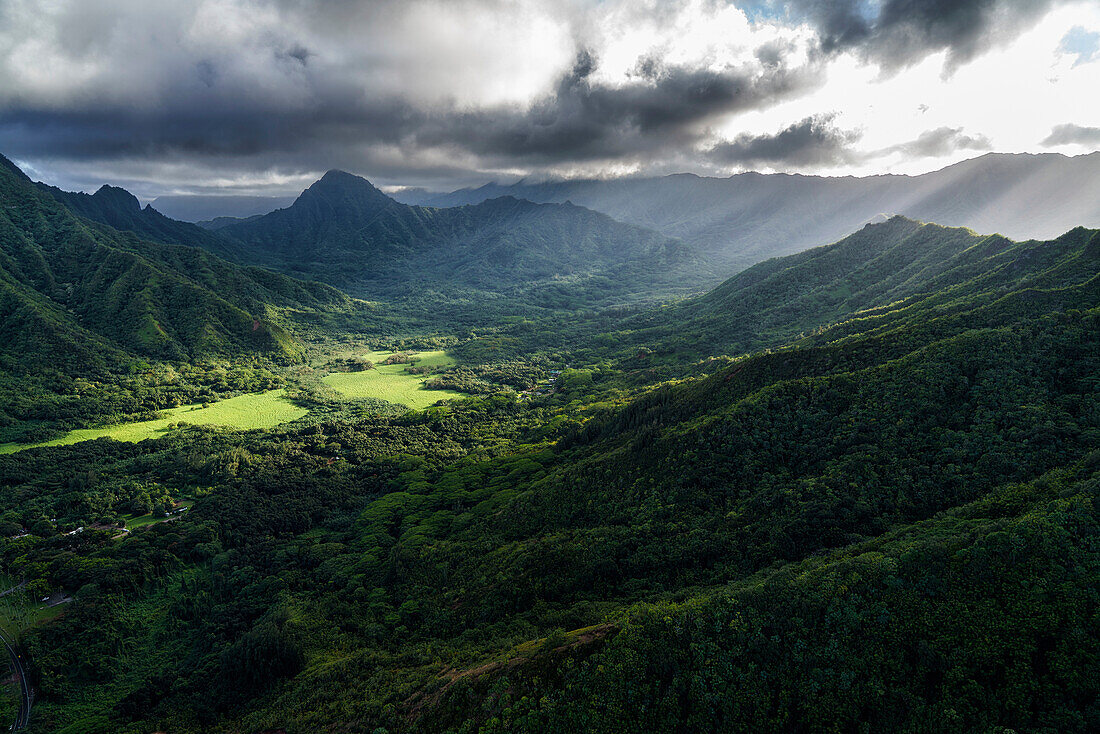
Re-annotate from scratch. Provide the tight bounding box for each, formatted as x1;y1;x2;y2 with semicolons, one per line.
212;169;712;308
401;152;1100;271
150;194;298;223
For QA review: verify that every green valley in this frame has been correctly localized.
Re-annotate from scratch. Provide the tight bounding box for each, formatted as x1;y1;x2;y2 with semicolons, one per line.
0;154;1097;734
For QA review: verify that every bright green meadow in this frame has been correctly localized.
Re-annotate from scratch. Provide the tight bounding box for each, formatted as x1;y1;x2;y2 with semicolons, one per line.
321;350;463;409
0;390;307;454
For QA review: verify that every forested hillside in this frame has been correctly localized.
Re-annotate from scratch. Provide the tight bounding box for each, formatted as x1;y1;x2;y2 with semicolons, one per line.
622;215;1100;356
0;156;366;442
37;183;244;261
3;0;1096;730
1;207;1095;732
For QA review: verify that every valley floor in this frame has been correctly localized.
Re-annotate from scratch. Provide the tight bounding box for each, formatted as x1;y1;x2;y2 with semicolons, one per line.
0;390;306;455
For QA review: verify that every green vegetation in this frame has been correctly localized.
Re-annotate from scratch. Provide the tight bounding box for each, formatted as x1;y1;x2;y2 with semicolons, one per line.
0;391;307;454
121;499;194;530
214;170;713;315
0;154;370;443
322;350;463;409
0;155;1097;733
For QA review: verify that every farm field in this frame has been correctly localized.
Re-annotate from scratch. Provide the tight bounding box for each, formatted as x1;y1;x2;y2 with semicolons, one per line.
0;390;307;455
322;350;464;409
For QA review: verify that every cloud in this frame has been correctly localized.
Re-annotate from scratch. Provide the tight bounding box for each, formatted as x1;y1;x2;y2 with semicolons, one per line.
879;127;993;158
792;0;1065;72
0;0;824;190
1042;123;1100;147
414;51;822;165
707;114;862;167
0;0;1088;194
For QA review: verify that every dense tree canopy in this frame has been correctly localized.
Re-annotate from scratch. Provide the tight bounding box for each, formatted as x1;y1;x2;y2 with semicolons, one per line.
0;155;1097;733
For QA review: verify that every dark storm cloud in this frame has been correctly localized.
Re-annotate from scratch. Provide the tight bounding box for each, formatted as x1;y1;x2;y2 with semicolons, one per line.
706;114;862;167
1042;124;1100;147
792;0;1062;71
0;45;820;177
414;52;822;164
0;101;418;160
0;0;1079;194
881;127;993;158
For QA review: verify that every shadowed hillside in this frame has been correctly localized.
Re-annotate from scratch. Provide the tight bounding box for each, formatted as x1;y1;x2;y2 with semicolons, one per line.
213;170;713;306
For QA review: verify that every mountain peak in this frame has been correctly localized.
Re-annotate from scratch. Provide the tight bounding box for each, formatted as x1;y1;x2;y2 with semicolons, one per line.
92;184;141;212
316;169;384;192
320;168;362;181
297;169;393;208
0;153;31;183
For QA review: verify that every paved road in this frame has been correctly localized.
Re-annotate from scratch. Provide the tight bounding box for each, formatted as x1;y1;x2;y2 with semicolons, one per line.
0;582;25;597
0;627;30;730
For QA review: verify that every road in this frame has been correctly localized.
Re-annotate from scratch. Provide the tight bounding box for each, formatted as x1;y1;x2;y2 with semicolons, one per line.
0;627;30;730
0;582;25;598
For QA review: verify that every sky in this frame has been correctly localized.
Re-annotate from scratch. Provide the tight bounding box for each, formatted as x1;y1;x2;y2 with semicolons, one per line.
0;0;1098;198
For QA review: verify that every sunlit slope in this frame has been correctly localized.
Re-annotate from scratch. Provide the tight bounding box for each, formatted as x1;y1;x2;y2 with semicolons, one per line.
0;390;306;453
322;351;463;409
407;152;1100;271
0;154;355;366
625;216;1100;356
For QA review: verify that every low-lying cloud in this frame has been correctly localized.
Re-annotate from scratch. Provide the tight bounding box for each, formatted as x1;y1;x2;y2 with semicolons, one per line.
1042;123;1100;147
707;114;862;167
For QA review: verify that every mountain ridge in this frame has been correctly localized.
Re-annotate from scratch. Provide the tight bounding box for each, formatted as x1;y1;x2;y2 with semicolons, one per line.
212;169;715;307
0;153;366;440
398;152;1100;271
615;214;1100;360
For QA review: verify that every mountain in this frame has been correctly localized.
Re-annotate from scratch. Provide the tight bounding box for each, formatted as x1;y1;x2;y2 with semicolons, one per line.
39;182;246;261
214;169;712;307
149;193;298;222
606;215;1099;359
0;154;361;440
3;161;350;363
402;152;1100;272
7;208;1098;732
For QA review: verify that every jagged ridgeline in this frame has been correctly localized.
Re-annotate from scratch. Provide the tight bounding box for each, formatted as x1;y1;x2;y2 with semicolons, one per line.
405;151;1100;271
0;155;362;439
209;170;712;304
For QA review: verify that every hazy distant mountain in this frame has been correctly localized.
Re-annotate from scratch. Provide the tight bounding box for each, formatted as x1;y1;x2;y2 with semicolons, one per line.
216;170;711;306
400;152;1100;272
150;194;298;222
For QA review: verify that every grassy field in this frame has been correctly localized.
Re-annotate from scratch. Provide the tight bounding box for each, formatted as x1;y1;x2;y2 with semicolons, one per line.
322;350;464;410
123;500;195;530
0;390;308;455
